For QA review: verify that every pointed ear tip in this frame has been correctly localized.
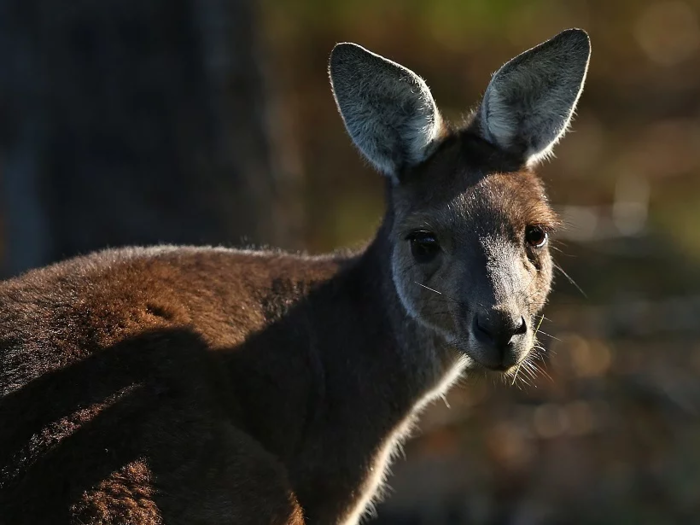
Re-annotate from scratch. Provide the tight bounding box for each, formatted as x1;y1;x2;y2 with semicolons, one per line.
330;43;375;78
561;27;590;38
331;42;359;52
330;42;368;63
558;28;592;53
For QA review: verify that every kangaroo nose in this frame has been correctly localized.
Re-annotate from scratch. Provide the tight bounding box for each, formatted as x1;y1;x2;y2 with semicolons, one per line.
472;312;527;369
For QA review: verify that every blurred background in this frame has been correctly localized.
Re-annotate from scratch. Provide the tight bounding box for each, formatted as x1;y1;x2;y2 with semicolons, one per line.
1;0;699;523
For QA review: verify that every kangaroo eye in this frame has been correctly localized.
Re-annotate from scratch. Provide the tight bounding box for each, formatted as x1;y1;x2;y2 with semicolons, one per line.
525;225;548;248
407;231;440;264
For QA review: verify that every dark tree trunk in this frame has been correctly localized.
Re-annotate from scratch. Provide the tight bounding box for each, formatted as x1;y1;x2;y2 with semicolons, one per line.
0;0;297;277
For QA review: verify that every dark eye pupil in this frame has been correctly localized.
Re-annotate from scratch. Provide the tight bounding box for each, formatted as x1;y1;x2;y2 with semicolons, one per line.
526;226;547;248
409;231;440;263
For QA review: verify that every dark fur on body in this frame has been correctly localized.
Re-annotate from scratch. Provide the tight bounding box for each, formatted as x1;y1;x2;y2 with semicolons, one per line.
0;30;590;525
0;227;447;524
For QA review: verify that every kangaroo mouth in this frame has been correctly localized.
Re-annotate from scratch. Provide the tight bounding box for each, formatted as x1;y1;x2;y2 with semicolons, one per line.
451;338;529;374
475;359;512;372
463;352;516;372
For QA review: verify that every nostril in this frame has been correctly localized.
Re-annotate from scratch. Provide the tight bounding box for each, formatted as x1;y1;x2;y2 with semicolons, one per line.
473;313;526;346
474;316;493;339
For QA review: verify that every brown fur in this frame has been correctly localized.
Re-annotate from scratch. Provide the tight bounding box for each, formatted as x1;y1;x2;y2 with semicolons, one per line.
0;32;589;525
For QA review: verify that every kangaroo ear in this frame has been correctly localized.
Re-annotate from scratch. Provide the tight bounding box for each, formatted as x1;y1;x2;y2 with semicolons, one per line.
329;43;444;183
477;28;591;166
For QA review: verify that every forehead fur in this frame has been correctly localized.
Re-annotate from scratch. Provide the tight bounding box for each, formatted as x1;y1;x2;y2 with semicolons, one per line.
392;131;560;233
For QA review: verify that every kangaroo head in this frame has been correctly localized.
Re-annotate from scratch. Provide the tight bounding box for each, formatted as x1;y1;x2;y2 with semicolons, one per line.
330;29;590;372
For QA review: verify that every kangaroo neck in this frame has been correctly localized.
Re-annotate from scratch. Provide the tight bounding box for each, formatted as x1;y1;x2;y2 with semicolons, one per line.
344;206;458;403
285;206;462;524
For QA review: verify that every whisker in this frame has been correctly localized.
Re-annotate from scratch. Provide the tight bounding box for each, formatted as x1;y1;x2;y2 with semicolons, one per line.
511;360;524;386
515;370;533;389
553;263;587;299
520;362;534;379
526;348;553;382
533;362;553;382
414;282;443;296
414;282;463;305
534;314;545;334
535;329;561;342
532;345;547;356
527;300;580;306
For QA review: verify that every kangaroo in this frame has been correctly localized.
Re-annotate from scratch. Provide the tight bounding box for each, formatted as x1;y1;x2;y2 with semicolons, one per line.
0;29;590;525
